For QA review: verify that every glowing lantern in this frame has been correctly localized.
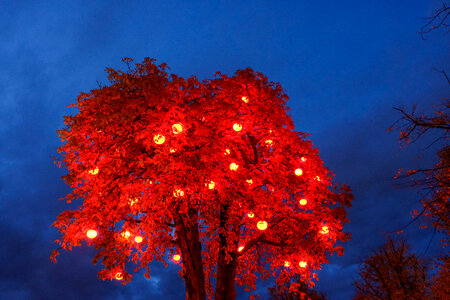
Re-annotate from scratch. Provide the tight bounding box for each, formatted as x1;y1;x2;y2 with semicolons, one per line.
229;163;239;171
301;157;307;162
320;226;329;234
247;212;255;218
233;123;242;132
153;134;165;145
173;189;184;197
88;168;99;175
172;123;183;134
170;148;176;153
121;231;131;239
294;168;303;176
224;149;230;155
241;96;249;103
173;254;181;262
115;272;123;280
299;198;307;206
284;261;291;267
135;236;143;243
238;246;244;252
86;229;97;239
207;181;215;190
265;139;273;146
246;179;253;184
257;221;268;231
299;261;307;268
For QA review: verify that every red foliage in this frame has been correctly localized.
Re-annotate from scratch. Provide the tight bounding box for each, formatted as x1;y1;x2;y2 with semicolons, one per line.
52;58;353;298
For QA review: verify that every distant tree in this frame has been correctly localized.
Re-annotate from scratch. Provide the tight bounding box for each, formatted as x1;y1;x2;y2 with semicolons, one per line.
429;255;450;299
268;275;327;300
353;239;428;300
52;58;353;300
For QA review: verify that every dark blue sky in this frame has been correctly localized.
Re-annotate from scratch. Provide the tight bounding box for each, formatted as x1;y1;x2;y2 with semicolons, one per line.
1;1;448;299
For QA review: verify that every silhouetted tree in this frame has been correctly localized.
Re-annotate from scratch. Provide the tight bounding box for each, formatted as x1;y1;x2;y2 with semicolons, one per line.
353;239;428;300
268;275;327;300
52;58;353;300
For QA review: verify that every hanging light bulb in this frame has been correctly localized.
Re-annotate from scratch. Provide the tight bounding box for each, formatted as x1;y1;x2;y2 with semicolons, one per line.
284;261;291;267
247;212;255;218
86;229;97;239
88;168;99;175
134;236;143;243
115;272;123;280
153;134;165;145
172;123;183;134
294;168;303;176
241;96;249;103
229;163;239;171
246;179;253;184
299;261;307;268
299;198;307;206
170;148;176;153
257;221;268;231
207;181;215;189
233;123;242;132
301;157;307;162
121;230;131;239
238;246;244;252
173;189;184;197
265;140;273;146
320;226;329;234
173;254;181;262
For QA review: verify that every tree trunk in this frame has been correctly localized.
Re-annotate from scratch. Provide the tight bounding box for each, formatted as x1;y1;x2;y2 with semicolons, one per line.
215;252;237;300
174;211;206;300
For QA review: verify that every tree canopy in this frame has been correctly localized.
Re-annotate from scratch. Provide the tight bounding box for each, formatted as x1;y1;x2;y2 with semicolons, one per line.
52;58;353;299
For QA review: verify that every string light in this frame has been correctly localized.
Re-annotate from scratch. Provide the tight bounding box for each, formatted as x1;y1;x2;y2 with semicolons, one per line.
135;236;143;243
172;123;183;134
121;231;131;239
207;181;215;189
241;96;249;103
129;198;138;206
301;157;307;162
299;198;307;206
170;148;176;153
224;149;230;155
247;212;255;218
265;140;273;146
153;134;165;145
115;272;123;280
238;246;244;252
86;229;97;239
257;221;268;231
299;261;307;268
229;163;239;171
233;123;242;132
246;179;253;184
295;168;303;176
284;261;291;267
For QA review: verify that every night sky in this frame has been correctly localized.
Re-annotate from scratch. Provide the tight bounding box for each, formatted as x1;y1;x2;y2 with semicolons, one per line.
1;1;449;299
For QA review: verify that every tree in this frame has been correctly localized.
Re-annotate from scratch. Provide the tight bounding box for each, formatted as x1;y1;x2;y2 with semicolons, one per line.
353;239;428;300
52;58;353;300
268;274;328;300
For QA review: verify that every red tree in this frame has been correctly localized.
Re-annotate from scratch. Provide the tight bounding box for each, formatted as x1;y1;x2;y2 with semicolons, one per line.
52;58;353;300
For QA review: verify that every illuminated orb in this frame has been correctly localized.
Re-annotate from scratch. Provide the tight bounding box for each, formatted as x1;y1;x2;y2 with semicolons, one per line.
229;163;239;171
320;226;329;234
246;179;253;184
247;212;255;218
301;157;307;162
233;123;243;132
86;229;97;239
299;198;307;206
121;230;131;239
241;96;249;103
88;168;99;175
153;134;165;145
170;148;176;153
265;140;273;146
238;246;244;252
135;236;143;243
299;261;307;268
173;254;181;262
224;149;230;155
173;189;184;197
115;272;123;280
284;261;291;267
208;181;215;190
294;168;303;176
172;123;183;134
257;221;268;231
